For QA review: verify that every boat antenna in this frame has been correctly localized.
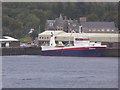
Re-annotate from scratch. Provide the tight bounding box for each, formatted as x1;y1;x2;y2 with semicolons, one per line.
69;30;73;45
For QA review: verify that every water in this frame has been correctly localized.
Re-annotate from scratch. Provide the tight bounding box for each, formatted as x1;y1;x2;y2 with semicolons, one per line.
2;55;118;88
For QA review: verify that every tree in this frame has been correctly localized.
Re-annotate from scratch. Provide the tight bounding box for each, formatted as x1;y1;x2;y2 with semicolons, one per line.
87;13;99;21
2;2;118;39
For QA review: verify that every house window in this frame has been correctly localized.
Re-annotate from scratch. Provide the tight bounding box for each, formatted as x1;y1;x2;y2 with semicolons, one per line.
61;27;63;30
49;23;53;26
112;30;114;32
109;43;113;48
2;43;6;47
40;37;43;39
69;28;72;32
102;29;105;31
98;29;100;31
72;30;76;33
107;29;110;31
57;26;59;30
73;24;76;27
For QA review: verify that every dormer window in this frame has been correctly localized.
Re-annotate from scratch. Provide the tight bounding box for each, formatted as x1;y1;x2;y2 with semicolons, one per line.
49;23;53;26
73;24;76;27
68;23;70;25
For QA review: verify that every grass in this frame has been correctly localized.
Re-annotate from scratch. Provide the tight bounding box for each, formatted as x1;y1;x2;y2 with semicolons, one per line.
19;37;32;42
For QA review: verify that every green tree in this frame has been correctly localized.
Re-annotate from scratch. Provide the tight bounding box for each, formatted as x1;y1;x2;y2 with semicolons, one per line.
87;13;99;21
2;2;118;38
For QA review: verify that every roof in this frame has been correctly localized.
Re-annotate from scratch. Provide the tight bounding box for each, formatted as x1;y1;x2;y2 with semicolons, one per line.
81;22;116;30
56;32;119;37
59;14;63;20
57;33;81;37
38;30;66;36
57;33;119;42
0;36;19;42
46;20;55;23
38;30;119;42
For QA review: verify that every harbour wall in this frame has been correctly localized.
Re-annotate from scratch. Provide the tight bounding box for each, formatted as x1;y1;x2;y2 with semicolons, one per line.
1;47;119;57
1;47;41;56
102;48;119;57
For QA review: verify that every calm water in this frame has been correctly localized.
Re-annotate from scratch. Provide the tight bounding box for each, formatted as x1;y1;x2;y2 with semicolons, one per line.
2;55;118;88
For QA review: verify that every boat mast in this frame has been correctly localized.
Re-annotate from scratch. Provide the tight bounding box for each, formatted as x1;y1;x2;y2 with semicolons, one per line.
49;32;56;46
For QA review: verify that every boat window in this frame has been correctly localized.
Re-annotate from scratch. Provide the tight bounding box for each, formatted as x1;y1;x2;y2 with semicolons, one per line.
75;38;89;41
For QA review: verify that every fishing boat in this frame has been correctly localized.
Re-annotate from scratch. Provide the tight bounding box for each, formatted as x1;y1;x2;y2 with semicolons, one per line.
41;32;107;57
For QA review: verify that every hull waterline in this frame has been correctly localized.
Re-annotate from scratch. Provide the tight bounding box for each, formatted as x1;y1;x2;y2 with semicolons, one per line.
41;49;105;57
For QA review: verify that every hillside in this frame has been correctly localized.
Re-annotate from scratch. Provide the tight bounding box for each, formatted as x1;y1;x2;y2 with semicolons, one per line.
2;2;118;39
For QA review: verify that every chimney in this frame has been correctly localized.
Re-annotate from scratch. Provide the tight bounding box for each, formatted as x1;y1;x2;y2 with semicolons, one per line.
69;18;72;22
64;16;67;21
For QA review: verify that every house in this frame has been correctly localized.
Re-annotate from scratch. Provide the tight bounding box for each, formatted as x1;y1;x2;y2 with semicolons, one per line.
45;14;64;31
45;14;118;33
38;14;119;48
80;22;117;33
0;36;20;48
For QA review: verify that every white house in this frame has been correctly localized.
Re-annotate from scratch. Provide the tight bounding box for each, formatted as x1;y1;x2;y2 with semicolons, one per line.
0;36;20;48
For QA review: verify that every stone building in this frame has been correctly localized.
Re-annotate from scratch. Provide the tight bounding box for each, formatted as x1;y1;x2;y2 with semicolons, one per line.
38;14;119;48
81;22;117;33
45;14;118;33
